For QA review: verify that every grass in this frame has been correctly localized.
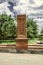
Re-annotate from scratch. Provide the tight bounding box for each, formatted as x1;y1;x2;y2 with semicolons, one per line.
0;38;38;44
28;38;38;44
0;40;16;44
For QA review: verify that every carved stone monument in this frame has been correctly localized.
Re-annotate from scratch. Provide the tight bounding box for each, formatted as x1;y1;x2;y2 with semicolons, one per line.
16;15;28;50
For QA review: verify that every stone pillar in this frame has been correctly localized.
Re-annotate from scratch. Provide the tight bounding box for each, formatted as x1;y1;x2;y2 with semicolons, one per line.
16;15;28;50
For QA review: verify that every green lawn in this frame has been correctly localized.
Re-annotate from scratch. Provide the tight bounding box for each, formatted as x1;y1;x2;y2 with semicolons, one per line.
28;38;38;44
0;40;16;44
0;38;38;44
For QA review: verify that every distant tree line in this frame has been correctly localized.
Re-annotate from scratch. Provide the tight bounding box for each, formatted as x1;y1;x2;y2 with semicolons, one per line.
0;14;16;40
0;14;43;40
26;19;38;38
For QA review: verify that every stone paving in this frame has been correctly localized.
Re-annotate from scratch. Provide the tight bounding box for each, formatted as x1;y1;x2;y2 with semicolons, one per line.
0;53;43;65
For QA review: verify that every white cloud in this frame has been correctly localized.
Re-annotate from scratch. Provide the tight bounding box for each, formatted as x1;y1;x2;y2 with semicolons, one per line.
14;0;43;31
0;0;43;32
0;2;13;15
35;0;43;5
13;0;43;14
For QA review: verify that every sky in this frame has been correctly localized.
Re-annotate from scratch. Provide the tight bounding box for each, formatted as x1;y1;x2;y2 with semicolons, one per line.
0;0;43;18
13;0;43;32
0;0;43;32
14;0;43;16
13;0;43;33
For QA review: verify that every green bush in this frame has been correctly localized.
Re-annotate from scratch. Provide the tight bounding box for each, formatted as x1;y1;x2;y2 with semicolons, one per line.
26;19;38;38
0;14;38;40
39;28;43;42
0;14;16;39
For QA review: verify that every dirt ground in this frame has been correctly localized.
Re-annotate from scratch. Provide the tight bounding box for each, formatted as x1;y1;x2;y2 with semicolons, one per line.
0;53;43;65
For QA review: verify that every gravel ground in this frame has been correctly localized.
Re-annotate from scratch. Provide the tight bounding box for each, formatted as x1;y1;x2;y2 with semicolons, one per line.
0;53;43;65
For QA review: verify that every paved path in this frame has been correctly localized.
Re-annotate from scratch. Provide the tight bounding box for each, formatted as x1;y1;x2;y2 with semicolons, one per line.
0;53;43;65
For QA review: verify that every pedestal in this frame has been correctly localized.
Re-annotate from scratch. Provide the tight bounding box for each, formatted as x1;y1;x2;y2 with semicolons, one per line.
16;38;28;50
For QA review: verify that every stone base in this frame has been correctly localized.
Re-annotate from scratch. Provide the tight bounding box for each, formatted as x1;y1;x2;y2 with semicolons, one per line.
16;38;28;50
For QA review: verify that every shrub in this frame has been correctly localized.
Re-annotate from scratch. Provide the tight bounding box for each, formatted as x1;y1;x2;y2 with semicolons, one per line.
26;19;38;38
0;14;16;39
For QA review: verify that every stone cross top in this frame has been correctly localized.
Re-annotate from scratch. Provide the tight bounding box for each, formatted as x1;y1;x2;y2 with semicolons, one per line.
16;14;28;50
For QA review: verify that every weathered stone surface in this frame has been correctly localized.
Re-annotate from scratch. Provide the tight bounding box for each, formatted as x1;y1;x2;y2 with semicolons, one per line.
16;15;28;50
17;15;26;36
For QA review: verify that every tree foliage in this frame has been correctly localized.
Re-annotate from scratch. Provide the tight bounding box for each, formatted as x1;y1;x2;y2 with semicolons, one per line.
0;14;16;39
39;28;43;41
0;14;38;40
26;19;38;38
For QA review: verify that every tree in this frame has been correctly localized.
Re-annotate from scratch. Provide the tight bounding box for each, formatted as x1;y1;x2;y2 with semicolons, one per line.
39;28;43;43
26;19;38;38
0;14;17;39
